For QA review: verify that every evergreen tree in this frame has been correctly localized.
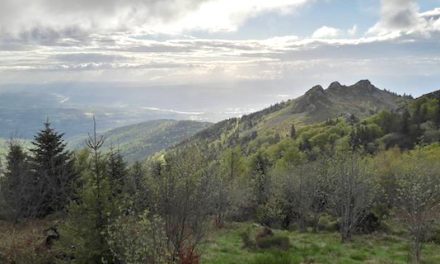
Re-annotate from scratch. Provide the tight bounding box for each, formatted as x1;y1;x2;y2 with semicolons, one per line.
401;109;411;135
1;142;29;221
29;121;77;217
126;161;150;213
290;123;296;139
57;118;115;263
107;149;127;197
251;151;270;206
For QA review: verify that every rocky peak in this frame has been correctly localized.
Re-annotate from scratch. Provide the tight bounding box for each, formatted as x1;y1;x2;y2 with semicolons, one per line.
305;85;325;96
328;81;343;90
353;80;377;92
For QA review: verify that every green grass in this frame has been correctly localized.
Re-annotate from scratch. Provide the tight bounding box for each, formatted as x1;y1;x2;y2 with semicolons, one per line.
201;223;440;264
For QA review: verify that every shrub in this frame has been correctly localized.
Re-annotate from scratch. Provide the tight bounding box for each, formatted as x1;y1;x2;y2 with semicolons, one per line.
255;233;290;250
356;212;380;234
178;246;200;264
107;210;170;264
426;224;440;244
317;213;338;232
240;227;255;249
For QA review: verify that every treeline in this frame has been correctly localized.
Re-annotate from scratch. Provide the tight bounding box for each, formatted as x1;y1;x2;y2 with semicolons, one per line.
1;98;440;264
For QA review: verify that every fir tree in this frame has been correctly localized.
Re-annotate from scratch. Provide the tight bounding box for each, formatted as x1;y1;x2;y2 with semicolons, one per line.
29;121;77;217
107;149;127;197
57;117;114;263
1;141;29;221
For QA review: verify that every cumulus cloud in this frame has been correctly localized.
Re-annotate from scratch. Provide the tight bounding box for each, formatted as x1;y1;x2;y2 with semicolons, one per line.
312;26;342;38
0;0;440;97
0;0;312;43
367;0;438;36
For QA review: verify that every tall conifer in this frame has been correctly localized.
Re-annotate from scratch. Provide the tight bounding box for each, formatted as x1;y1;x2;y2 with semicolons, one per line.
29;121;76;217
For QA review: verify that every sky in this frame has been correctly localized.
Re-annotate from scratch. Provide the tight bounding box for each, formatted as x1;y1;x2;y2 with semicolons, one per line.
1;0;440;108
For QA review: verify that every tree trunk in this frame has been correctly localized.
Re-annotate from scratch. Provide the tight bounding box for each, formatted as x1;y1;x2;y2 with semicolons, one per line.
341;228;352;243
410;239;422;264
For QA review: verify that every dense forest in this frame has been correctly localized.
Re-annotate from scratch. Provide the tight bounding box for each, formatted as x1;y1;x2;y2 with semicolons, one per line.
1;83;440;264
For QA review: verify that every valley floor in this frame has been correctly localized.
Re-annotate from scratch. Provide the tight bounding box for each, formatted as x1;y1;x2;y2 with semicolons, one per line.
202;222;440;264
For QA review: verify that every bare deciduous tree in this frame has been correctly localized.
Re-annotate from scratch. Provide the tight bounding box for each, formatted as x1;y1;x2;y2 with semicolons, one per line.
328;152;375;242
151;144;213;262
394;150;440;264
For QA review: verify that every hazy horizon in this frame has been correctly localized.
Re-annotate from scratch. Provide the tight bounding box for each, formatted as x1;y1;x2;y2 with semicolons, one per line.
1;0;440;117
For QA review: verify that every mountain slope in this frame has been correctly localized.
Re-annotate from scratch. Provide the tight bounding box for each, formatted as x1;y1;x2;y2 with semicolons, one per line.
71;119;211;162
188;80;410;148
245;80;407;133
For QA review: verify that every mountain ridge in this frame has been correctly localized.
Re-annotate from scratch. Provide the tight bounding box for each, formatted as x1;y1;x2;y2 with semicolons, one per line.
185;80;411;149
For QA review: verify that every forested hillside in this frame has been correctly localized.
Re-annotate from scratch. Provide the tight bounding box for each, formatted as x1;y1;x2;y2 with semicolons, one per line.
70;119;211;162
189;80;409;149
1;81;440;264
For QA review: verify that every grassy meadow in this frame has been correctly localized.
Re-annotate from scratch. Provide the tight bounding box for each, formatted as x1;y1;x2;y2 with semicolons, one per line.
202;223;440;264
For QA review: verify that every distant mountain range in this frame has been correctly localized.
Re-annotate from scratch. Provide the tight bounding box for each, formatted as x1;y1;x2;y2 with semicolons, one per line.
1;80;436;163
0;90;208;139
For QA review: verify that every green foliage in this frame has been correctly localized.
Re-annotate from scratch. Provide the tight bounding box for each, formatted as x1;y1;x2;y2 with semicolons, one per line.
107;150;128;197
56;150;115;263
107;210;170;264
0;142;30;221
392;147;440;262
327;151;376;242
255;234;290;250
239;227;255;249
149;144;214;261
317;213;338;232
71;120;211;163
29;121;77;217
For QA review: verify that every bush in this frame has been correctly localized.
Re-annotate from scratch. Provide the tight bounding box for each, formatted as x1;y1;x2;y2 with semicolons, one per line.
255;229;290;251
426;223;440;244
356;212;380;234
240;227;255;249
107;210;170;264
317;213;338;232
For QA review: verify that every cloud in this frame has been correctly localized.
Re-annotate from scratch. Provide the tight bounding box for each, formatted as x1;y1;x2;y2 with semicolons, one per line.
380;0;420;29
312;26;341;39
367;0;434;36
0;0;440;99
420;8;440;20
0;0;313;44
348;25;358;36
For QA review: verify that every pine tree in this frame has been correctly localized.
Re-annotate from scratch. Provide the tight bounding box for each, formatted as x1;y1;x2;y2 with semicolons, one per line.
1;142;29;221
29;121;77;217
